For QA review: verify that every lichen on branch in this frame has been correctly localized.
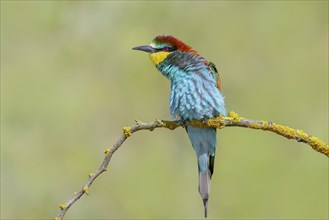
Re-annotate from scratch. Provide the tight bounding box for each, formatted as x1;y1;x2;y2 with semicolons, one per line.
55;111;328;219
204;112;328;156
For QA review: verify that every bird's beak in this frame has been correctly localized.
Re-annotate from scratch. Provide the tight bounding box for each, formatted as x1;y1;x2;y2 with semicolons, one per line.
132;45;155;54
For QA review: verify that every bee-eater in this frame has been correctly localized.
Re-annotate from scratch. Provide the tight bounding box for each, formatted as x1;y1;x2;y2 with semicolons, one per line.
133;35;226;218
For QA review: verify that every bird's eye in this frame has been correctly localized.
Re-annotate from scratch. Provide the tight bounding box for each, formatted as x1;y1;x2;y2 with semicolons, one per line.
163;47;170;52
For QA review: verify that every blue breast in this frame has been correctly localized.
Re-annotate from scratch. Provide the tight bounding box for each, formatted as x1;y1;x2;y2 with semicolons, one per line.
156;51;226;120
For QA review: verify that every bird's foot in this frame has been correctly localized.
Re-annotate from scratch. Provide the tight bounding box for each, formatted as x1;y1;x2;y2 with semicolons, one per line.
180;118;191;128
201;118;208;125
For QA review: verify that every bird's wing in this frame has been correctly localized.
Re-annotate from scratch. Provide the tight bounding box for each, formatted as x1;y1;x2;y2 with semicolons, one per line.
208;61;222;92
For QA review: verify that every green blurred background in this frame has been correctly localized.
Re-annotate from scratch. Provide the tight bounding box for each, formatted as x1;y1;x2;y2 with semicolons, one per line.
1;1;328;219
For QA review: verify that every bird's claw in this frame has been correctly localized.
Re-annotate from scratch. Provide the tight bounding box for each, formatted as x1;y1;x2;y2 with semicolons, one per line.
180;118;190;128
201;118;208;125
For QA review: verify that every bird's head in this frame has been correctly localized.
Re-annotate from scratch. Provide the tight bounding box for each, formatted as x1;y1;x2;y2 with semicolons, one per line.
133;35;199;66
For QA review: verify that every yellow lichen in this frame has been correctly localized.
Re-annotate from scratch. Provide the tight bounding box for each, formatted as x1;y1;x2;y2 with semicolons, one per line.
261;120;269;129
250;122;261;129
88;173;93;178
83;186;89;193
284;127;296;139
296;129;309;140
155;118;163;125
59;203;66;210
309;136;327;148
104;148;110;156
207;116;225;129
308;137;329;156
272;124;296;139
123;127;132;138
54;217;61;220
227;111;242;123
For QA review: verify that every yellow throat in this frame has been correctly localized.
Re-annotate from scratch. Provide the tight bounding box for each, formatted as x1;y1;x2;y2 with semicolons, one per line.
149;52;170;66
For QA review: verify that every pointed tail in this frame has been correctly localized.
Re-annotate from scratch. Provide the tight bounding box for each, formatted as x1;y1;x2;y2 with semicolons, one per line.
186;127;217;218
199;168;211;218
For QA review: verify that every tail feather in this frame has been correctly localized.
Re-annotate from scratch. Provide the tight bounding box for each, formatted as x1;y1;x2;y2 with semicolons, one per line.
203;199;208;218
186;127;217;218
199;169;211;218
209;154;215;178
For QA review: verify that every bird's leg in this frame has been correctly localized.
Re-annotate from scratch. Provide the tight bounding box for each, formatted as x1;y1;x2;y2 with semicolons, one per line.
180;118;191;129
180;118;191;131
201;117;209;126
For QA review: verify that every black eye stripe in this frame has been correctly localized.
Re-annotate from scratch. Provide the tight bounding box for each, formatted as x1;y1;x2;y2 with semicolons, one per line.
155;48;164;52
154;46;177;52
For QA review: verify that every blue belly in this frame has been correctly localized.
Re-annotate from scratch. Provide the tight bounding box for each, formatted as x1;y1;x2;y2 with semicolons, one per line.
169;76;226;120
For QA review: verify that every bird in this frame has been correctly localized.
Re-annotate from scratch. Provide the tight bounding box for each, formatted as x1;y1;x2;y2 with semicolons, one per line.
132;35;226;218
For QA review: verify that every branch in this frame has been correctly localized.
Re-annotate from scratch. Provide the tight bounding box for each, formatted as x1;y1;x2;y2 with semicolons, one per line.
54;111;328;219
